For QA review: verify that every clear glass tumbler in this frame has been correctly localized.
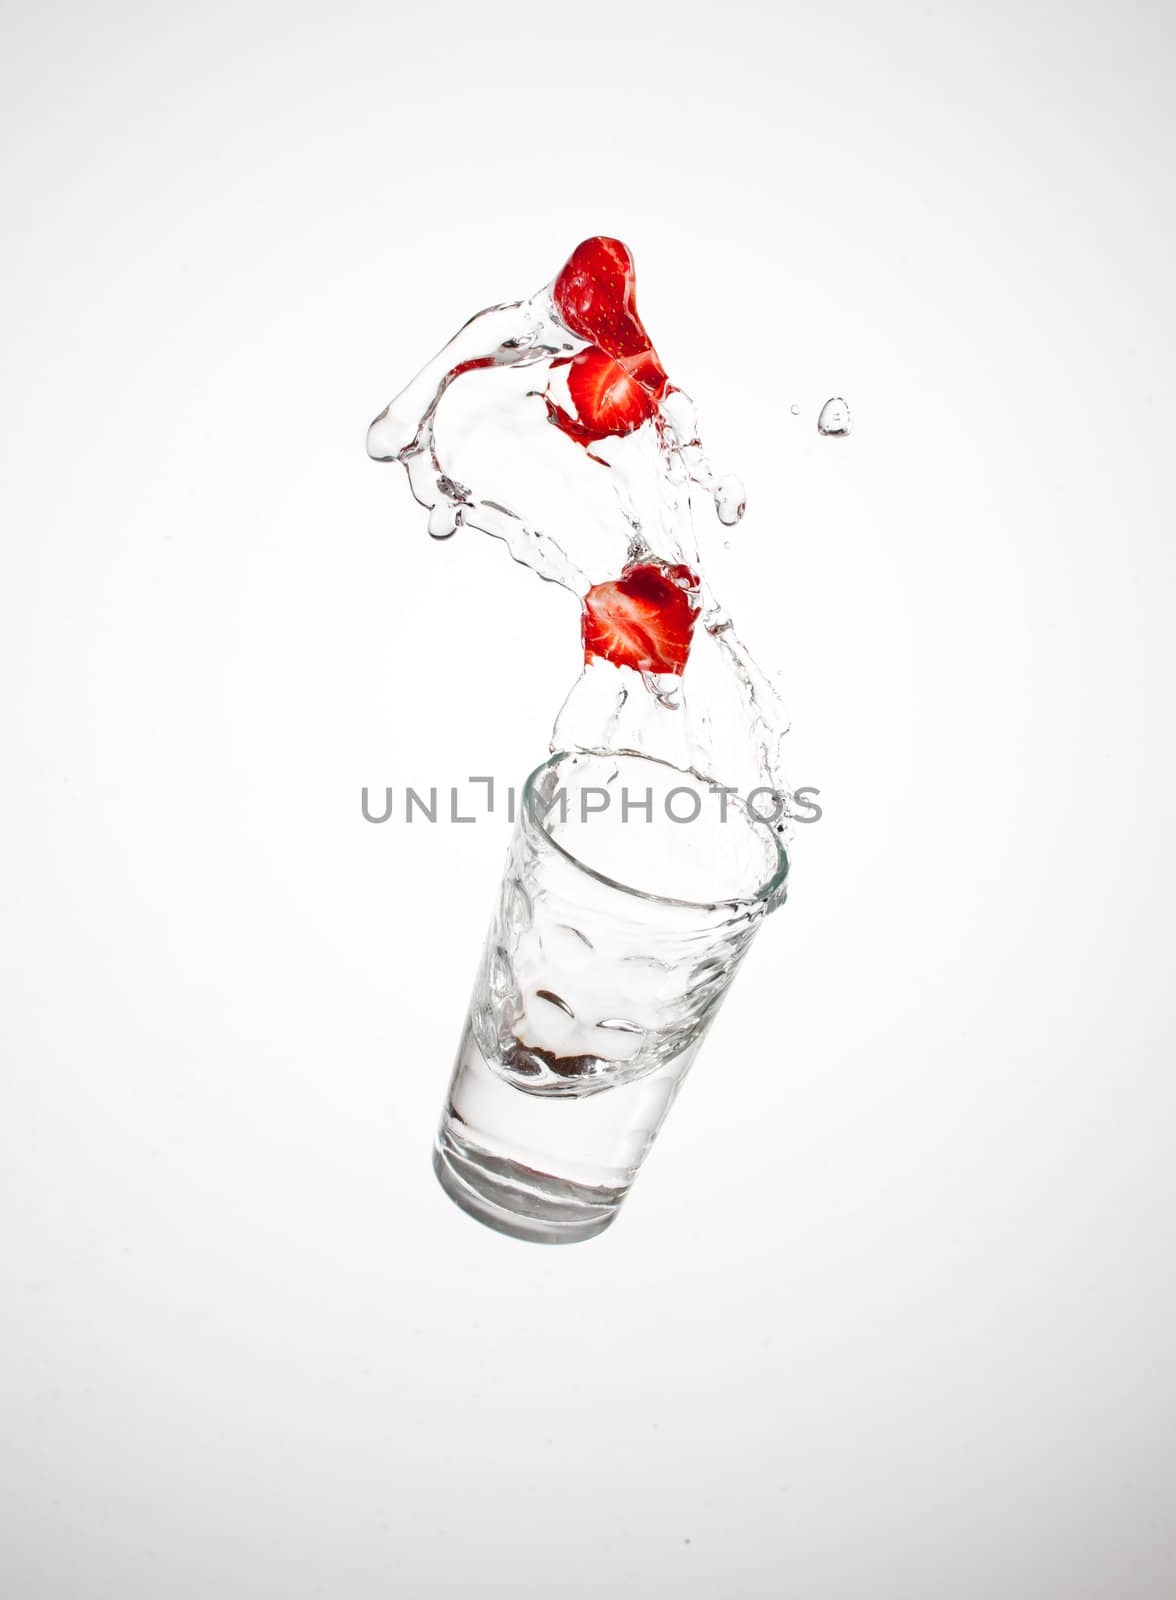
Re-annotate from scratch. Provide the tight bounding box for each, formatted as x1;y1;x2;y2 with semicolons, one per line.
433;750;789;1243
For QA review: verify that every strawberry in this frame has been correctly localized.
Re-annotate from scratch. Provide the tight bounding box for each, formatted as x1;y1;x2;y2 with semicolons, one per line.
543;345;654;447
581;562;700;676
552;237;668;397
566;347;653;436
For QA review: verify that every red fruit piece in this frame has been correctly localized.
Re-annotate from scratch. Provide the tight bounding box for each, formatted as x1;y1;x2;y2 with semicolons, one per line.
542;346;654;448
566;347;653;437
581;562;700;676
553;237;668;397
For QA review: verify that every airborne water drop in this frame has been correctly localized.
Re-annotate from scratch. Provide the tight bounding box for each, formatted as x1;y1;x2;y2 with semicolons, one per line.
715;473;746;527
817;397;852;436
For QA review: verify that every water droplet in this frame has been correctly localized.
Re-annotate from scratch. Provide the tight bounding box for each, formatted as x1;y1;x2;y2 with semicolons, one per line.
817;397;852;437
503;877;533;938
789;403;800;416
489;946;515;1006
536;989;575;1018
715;473;746;526
540;923;594;971
595;1017;645;1062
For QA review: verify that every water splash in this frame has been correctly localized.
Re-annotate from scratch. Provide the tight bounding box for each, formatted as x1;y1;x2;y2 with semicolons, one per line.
366;237;790;804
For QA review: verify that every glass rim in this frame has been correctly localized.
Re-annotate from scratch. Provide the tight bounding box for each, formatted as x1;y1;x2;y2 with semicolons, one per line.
522;750;790;914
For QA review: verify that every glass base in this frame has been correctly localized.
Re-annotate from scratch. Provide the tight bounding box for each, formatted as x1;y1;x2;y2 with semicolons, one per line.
432;1018;699;1244
433;1123;621;1244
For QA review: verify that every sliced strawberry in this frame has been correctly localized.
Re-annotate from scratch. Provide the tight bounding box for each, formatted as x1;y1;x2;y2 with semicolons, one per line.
581;562;700;676
552;237;669;397
543;346;654;449
566;347;653;436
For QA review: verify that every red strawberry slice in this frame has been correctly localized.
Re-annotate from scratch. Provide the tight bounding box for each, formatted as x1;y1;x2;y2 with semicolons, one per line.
581;562;700;676
566;347;653;436
553;237;669;397
543;346;654;448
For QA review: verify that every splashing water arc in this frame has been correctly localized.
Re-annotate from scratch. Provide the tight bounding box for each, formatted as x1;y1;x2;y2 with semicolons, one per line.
366;236;791;804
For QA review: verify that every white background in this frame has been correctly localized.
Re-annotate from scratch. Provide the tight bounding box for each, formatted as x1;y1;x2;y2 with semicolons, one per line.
3;2;1175;1596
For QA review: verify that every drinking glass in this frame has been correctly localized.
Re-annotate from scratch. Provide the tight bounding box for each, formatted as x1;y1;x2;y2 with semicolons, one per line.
433;750;789;1243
